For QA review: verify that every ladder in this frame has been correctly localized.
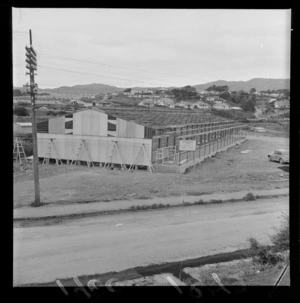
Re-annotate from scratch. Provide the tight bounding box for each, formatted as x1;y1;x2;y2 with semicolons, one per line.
43;138;62;165
104;141;127;170
13;137;28;165
70;140;94;167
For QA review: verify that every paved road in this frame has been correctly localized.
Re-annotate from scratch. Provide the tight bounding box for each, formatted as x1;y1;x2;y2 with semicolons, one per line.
13;196;288;286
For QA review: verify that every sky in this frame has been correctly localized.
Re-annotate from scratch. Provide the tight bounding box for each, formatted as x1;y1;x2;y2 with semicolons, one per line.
13;8;291;89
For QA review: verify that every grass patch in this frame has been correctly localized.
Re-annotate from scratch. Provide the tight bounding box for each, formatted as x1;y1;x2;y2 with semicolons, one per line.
186;191;209;196
210;199;222;204
149;189;159;193
194;199;205;205
168;192;180;196
130;203;171;211
226;198;241;203
29;201;47;207
243;192;256;201
138;195;152;200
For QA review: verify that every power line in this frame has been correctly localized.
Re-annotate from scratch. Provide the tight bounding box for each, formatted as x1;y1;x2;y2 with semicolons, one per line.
37;64;165;86
38;50;184;78
15;62;164;85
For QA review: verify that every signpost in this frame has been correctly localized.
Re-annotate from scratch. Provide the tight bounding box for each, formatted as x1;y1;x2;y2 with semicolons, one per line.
179;140;196;151
179;140;197;170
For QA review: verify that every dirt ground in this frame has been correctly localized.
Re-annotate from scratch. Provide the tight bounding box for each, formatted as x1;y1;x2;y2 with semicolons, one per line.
13;131;289;208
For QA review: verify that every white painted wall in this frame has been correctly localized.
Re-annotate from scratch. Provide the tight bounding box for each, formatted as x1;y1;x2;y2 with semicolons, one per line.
73;109;108;136
37;133;152;166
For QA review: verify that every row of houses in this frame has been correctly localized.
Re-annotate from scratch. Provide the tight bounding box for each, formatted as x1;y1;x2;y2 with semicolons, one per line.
138;98;241;110
123;88;173;99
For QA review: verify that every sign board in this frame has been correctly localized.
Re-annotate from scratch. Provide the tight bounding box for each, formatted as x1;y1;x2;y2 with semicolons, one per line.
179;140;196;151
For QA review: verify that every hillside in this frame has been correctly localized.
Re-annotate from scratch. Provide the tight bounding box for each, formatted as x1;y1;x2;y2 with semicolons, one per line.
39;83;123;95
14;78;290;97
193;78;290;92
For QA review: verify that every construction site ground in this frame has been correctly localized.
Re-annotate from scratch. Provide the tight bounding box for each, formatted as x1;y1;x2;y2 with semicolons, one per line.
13;124;290;287
14;132;289;213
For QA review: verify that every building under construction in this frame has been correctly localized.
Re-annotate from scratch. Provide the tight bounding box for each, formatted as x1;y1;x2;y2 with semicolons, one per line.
37;107;247;173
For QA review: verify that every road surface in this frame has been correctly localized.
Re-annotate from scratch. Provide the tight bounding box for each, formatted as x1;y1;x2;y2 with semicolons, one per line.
14;196;288;286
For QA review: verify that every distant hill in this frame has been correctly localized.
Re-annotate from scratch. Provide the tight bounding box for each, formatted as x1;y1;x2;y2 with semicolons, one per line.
193;78;290;92
13;78;290;98
38;83;123;96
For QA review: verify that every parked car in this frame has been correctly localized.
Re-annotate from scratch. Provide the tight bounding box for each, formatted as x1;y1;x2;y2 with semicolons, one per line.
268;149;289;164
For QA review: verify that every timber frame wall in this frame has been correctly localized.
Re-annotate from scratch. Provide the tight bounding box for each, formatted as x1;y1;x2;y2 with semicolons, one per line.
151;121;246;162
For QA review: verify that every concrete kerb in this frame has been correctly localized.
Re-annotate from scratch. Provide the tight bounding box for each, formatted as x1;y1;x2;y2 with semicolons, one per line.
14;188;289;225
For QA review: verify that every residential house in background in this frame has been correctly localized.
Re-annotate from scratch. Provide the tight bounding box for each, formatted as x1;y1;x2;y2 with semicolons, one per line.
213;103;231;110
138;99;155;107
214;97;226;104
156;98;175;107
175;102;189;109
274;99;290;109
123;88;132;96
231;106;242;110
13;122;32;134
193;100;211;110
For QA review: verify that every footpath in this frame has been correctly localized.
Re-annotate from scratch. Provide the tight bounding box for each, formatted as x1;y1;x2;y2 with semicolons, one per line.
14;187;289;221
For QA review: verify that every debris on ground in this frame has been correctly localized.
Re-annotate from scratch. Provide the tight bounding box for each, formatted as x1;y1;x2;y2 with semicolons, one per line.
241;150;252;154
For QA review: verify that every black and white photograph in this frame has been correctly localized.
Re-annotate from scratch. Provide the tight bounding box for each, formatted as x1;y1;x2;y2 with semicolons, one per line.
13;8;291;291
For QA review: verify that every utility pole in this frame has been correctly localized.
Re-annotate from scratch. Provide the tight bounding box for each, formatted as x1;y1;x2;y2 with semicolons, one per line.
25;29;41;206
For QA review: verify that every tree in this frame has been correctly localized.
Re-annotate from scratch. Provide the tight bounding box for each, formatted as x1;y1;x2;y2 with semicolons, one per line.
13;106;29;116
240;99;255;112
170;86;198;101
95;94;103;101
13;89;22;96
205;85;229;92
250;88;256;94
219;91;231;101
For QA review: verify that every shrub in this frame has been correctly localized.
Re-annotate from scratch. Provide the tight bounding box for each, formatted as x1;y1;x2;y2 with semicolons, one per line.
248;237;284;266
14;106;29;116
47;111;56;116
270;213;289;251
57;110;67;116
23;141;33;156
210;199;222;204
243;193;256;201
139;195;151;200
